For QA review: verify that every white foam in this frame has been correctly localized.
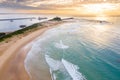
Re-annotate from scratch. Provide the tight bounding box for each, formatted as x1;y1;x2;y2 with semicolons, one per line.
62;59;87;80
53;73;57;80
45;55;73;80
24;21;87;80
45;55;63;71
50;69;55;80
55;40;69;49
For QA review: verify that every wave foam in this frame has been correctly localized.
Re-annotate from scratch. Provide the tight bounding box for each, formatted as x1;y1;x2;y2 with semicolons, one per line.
55;40;69;49
62;59;87;80
45;55;62;71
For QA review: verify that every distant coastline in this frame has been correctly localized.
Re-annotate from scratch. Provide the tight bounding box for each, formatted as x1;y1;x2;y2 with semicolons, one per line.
1;13;120;17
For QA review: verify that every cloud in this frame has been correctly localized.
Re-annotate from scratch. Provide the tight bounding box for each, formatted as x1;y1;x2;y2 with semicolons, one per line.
0;0;77;10
0;0;120;14
0;0;55;10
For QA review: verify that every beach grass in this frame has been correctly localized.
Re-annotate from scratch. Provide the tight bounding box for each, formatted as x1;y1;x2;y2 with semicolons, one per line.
0;17;63;42
0;23;42;42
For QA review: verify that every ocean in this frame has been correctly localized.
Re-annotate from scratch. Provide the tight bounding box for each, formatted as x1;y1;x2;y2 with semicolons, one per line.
0;14;58;32
24;16;120;80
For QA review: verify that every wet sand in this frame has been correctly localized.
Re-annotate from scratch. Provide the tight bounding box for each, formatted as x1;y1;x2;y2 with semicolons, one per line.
0;21;65;80
0;45;31;80
0;27;51;80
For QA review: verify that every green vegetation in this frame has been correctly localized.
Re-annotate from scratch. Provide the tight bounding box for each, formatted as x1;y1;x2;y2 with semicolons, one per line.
50;17;62;21
0;17;62;42
0;23;42;42
0;33;6;38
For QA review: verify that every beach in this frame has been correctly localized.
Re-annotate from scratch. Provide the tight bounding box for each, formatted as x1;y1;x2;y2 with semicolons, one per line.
0;17;120;80
0;1;120;80
0;20;65;80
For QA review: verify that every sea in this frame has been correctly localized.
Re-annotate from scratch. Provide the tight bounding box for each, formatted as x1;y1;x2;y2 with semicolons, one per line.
0;14;120;80
0;14;60;32
24;15;120;80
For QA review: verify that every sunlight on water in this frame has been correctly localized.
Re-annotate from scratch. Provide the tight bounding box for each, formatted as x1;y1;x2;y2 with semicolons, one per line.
95;15;109;21
25;17;120;80
94;24;108;32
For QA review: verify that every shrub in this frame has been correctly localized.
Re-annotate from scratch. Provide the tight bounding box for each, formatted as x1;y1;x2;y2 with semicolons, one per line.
50;17;62;21
0;23;42;42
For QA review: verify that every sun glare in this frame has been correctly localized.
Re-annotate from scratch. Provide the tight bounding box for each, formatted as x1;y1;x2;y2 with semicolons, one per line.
80;3;118;14
94;24;108;32
84;3;116;13
95;15;109;21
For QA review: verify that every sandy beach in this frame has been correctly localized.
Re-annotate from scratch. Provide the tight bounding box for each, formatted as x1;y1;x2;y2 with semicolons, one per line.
0;21;65;80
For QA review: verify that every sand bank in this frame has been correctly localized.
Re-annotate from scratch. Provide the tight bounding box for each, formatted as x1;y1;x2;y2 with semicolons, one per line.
0;21;65;80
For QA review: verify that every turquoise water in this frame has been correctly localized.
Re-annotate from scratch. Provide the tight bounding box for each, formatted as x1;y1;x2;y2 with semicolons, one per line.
25;18;120;80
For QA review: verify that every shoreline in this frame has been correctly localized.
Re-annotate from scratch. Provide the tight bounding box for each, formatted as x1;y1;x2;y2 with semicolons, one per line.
0;20;66;80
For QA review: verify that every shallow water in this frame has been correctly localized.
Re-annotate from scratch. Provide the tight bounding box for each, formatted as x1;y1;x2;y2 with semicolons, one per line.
25;17;120;80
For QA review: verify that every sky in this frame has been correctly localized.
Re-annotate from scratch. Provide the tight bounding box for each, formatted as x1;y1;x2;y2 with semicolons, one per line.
0;0;120;16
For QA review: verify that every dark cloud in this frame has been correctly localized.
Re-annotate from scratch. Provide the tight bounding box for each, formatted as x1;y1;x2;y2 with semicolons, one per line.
0;2;38;10
0;0;53;10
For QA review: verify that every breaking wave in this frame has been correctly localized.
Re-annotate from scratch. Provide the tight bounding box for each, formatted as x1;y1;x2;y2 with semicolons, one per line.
62;59;87;80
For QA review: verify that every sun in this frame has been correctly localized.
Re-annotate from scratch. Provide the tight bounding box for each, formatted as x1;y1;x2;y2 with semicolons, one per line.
84;3;117;13
75;3;118;15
